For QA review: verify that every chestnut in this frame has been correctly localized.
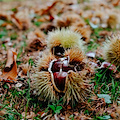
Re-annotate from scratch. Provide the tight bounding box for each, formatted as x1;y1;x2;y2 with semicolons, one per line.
32;29;91;105
52;61;62;72
51;57;71;72
53;71;68;91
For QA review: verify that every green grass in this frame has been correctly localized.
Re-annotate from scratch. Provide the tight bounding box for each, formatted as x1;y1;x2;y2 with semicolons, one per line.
93;67;120;101
0;25;119;120
0;1;120;119
45;98;63;115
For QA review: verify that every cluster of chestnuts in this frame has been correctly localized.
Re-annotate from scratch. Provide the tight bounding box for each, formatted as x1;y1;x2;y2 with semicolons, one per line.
32;29;92;105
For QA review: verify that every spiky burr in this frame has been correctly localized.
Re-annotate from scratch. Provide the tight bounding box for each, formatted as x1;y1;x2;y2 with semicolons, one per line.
47;28;85;56
32;29;92;106
103;33;120;67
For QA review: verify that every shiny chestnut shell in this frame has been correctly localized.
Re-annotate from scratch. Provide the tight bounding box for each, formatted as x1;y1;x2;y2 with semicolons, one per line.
49;56;73;93
53;72;67;91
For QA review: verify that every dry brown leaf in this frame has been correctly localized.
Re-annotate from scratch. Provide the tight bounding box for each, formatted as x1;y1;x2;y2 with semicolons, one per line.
39;1;59;15
54;12;84;28
0;49;17;83
11;9;31;30
21;63;31;75
112;0;120;6
40;22;56;33
0;11;9;21
11;14;23;30
27;30;46;51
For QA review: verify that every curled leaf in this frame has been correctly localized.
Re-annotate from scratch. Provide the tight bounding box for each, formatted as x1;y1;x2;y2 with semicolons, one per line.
0;49;17;83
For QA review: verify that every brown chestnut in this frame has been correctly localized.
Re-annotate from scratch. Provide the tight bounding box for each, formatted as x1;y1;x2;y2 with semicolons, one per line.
53;71;68;91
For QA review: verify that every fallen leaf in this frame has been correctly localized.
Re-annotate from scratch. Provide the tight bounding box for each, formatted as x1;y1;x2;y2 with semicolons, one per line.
40;1;59;15
27;30;46;51
0;49;17;83
0;11;9;21
112;0;120;6
21;63;31;75
11;9;31;30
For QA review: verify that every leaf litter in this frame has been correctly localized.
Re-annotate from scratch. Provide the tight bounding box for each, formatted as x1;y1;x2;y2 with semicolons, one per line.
0;0;120;119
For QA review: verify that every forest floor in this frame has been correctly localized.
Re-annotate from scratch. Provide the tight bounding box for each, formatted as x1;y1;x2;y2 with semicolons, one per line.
0;0;120;119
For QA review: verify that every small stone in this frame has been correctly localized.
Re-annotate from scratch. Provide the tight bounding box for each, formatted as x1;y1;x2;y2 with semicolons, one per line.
86;52;96;58
7;42;12;46
15;83;22;88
